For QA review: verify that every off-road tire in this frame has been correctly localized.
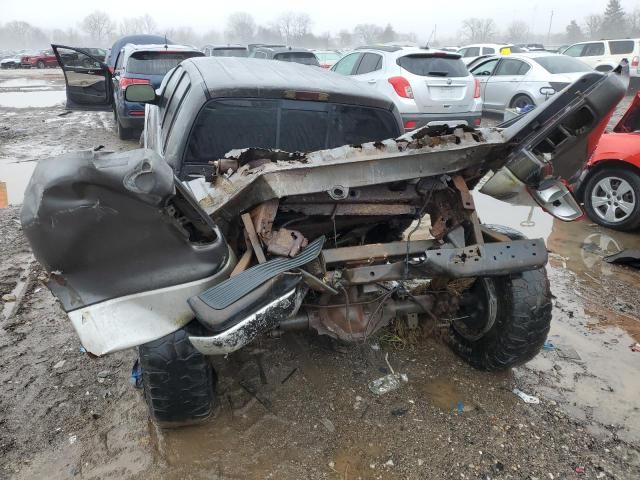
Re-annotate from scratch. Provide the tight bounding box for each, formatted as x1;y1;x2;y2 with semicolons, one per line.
138;322;216;427
510;94;535;110
447;225;552;371
583;167;640;232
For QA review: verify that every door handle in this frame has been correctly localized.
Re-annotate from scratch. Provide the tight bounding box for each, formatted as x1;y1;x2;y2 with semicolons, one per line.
367;79;376;84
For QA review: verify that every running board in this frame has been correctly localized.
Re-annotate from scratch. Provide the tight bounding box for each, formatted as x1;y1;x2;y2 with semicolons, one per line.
189;235;324;311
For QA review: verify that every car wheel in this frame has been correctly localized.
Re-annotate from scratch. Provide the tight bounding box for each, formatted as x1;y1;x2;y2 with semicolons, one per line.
36;60;45;69
583;168;640;231
138;321;216;427
447;225;552;371
510;94;535;110
114;109;134;140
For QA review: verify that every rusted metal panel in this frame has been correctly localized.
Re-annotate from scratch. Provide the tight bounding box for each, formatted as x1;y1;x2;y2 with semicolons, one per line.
322;240;434;265
250;199;279;242
241;213;266;264
280;203;415;216
266;229;308;257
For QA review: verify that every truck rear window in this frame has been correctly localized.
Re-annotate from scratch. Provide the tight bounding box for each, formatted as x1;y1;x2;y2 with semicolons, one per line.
127;51;204;75
533;56;592;74
185;98;400;164
212;49;247;57
397;54;469;77
274;52;319;66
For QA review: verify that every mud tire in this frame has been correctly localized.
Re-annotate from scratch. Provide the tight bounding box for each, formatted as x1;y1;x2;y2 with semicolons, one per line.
139;322;216;427
447;225;552;371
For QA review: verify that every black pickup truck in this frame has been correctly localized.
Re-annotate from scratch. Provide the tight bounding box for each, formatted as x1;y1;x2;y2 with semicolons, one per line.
22;57;628;427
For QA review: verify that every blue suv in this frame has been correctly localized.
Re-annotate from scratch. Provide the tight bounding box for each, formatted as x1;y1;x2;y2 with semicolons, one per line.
52;43;203;139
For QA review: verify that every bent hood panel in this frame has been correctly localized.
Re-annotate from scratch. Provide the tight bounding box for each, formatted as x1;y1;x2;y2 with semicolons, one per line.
21;148;229;312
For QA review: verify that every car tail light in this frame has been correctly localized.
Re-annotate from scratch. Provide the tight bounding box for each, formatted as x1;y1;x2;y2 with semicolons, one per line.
404;120;417;129
473;79;481;98
632;56;639;68
119;77;150;89
388;76;414;99
129;110;145;116
474;118;481;126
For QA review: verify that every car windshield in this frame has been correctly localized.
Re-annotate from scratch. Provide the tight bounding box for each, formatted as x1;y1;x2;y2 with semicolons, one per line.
274;52;319;66
127;51;203;75
316;52;341;62
185;99;399;163
212;49;247;57
533;56;592;74
397;54;469;77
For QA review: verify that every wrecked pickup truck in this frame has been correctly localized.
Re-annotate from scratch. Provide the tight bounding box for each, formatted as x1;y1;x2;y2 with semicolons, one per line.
21;57;628;427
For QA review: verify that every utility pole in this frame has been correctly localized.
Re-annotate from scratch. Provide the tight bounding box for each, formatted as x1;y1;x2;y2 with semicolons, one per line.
547;10;554;44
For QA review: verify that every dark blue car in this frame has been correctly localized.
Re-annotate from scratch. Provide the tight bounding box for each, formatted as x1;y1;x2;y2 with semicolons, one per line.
52;42;203;139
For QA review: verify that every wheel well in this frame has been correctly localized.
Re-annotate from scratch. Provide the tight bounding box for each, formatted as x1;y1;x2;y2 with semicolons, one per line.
578;159;640;200
510;93;534;107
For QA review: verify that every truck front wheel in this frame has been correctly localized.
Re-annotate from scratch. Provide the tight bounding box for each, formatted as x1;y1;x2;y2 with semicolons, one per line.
138;321;216;427
447;225;552;371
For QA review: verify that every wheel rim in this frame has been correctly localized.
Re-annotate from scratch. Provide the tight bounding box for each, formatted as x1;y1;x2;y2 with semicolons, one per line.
452;278;498;341
513;96;532;109
590;176;635;223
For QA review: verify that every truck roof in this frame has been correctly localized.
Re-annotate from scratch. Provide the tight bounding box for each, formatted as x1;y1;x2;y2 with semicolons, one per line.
184;57;397;110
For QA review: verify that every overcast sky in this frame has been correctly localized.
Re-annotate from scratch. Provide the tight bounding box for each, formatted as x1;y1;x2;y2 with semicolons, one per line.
3;0;639;40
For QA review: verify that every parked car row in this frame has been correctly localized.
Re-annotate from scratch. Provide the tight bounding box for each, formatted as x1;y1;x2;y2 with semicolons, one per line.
0;48;106;69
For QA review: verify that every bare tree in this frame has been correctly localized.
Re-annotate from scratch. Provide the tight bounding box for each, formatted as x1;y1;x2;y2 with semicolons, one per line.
139;14;157;34
337;29;353;48
81;10;115;44
225;12;256;44
353;24;383;45
583;14;603;40
460;18;497;43
0;21;48;49
165;26;199;46
505;20;531;43
274;12;312;44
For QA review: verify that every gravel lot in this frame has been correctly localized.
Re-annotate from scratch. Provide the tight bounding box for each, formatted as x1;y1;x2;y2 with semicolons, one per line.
1;68;639;480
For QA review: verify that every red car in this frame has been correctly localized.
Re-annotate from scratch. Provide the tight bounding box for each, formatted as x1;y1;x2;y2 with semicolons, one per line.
21;49;58;69
575;92;640;231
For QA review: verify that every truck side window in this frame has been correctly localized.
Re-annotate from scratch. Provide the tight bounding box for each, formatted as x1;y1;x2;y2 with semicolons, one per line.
161;69;190;153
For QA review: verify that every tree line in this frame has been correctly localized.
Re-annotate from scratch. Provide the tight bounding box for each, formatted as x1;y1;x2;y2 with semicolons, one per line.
1;1;640;52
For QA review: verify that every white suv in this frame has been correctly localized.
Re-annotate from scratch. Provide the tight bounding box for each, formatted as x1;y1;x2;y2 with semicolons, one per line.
562;39;640;77
331;46;482;130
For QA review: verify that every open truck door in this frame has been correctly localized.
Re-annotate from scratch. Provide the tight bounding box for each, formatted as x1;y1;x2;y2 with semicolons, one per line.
52;44;112;110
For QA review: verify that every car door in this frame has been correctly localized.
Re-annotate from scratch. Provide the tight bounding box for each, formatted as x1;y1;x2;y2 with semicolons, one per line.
579;42;606;69
470;58;500;109
484;58;529;110
351;52;383;88
52;44;112;110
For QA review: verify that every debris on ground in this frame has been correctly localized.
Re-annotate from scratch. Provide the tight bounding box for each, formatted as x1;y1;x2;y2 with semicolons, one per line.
543;340;556;350
512;388;540;404
368;353;408;395
631;343;640;353
604;249;640;268
53;360;66;370
2;293;16;302
320;418;335;433
556;345;582;361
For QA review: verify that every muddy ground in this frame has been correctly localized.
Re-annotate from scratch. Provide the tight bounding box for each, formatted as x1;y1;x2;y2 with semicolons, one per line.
1;69;639;480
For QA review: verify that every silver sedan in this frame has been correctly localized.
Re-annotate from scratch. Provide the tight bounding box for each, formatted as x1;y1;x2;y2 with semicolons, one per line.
469;53;592;113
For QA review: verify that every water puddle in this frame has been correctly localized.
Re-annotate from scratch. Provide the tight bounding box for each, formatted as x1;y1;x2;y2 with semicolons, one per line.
0;160;36;205
0;78;53;89
0;90;66;108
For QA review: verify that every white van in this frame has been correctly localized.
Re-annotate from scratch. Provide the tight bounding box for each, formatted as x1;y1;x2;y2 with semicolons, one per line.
562;39;640;77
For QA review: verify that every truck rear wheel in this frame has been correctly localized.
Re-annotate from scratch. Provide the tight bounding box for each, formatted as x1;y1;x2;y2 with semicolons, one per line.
447;225;552;371
138;321;216;427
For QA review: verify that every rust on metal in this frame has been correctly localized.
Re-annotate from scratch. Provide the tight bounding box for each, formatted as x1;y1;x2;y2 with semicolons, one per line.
280;203;415;216
321;240;434;266
266;228;308;257
250;199;279;242
241;213;266;264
